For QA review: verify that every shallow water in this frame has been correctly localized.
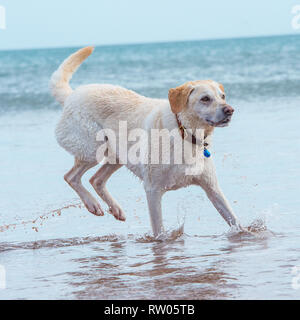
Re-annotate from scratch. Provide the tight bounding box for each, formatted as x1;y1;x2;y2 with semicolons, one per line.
1;35;300;299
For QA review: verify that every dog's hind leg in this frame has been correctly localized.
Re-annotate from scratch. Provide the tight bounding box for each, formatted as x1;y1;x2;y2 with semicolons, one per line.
64;158;104;216
90;162;125;221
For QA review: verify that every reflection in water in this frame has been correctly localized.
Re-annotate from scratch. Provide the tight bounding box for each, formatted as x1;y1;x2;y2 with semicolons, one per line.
145;240;233;300
0;235;123;252
0;214;284;300
59;234;241;300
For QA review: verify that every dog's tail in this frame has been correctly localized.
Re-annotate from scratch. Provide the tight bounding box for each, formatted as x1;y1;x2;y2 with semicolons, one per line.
50;46;94;106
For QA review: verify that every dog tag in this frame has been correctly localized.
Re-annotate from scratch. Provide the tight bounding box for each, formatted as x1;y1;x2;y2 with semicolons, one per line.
204;148;211;158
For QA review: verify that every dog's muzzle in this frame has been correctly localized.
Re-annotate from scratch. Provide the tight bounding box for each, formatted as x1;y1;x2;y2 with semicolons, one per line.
206;104;235;127
223;104;235;116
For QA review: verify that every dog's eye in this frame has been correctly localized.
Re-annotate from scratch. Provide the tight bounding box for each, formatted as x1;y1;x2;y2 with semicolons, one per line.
221;94;226;100
201;96;211;103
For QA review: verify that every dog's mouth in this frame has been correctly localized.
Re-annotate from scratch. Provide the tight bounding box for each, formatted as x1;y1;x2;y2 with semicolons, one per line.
206;117;231;127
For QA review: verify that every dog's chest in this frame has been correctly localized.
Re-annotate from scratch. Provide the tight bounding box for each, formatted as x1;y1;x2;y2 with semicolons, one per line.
165;163;204;191
140;159;205;192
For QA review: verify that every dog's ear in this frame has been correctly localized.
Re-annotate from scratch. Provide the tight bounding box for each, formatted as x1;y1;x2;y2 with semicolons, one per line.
168;84;194;114
219;83;225;93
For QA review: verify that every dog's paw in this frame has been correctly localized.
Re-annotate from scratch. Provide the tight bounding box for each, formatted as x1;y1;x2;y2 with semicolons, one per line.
109;206;126;222
85;199;104;217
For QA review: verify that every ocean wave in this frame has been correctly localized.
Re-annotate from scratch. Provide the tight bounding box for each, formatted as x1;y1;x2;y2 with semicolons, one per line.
1;35;300;113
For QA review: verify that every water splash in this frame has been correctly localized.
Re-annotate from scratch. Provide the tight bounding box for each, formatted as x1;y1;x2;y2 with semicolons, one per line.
135;222;185;243
226;218;274;241
0;200;82;234
247;218;267;233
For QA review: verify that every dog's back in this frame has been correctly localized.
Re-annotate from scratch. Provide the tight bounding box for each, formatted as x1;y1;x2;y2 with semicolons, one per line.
51;47;160;162
55;83;150;161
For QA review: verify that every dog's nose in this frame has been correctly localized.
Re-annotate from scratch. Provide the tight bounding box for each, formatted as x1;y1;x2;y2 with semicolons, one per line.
223;105;235;116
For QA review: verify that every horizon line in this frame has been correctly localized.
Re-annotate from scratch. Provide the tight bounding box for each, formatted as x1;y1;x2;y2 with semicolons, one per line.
0;32;299;52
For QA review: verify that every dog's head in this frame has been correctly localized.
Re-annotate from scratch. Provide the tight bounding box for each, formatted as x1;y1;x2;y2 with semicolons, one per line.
168;80;234;127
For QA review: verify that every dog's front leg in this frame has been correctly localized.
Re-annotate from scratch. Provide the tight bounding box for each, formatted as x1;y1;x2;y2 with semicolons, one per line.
196;160;242;229
145;189;164;237
204;185;241;228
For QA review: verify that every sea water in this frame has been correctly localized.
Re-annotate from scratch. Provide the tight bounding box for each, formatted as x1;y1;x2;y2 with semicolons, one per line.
0;35;300;299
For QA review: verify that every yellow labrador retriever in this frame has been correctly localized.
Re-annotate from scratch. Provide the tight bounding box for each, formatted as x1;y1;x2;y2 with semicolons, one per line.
50;47;242;236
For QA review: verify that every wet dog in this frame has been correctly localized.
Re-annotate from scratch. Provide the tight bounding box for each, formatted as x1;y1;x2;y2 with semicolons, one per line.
50;47;243;236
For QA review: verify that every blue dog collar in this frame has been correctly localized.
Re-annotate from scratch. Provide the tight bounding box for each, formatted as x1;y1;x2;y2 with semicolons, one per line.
175;114;212;158
204;148;211;158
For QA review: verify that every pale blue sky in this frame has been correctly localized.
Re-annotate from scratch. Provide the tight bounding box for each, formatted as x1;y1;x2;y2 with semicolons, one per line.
0;0;298;50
